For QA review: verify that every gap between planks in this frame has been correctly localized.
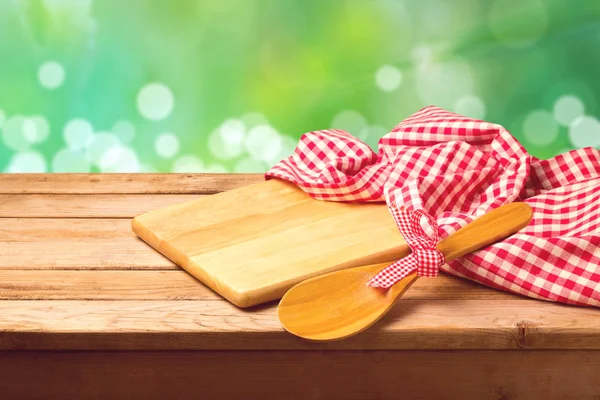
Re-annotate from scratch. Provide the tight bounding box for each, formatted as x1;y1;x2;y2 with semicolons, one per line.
0;299;598;350
0;194;204;219
0;173;264;194
0;270;521;301
0;218;136;241
0;241;177;270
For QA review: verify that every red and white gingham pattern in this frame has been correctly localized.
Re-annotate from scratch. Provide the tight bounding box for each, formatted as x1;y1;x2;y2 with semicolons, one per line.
366;206;445;288
265;105;600;307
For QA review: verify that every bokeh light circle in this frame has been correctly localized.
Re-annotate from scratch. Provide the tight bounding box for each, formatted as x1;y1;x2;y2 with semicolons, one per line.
2;116;31;151
85;132;121;165
0;109;6;128
410;46;433;70
454;96;486;120
245;124;282;163
331;110;368;136
234;157;266;173
375;65;402;92
99;145;140;172
64;119;94;150
522;110;559;146
112;120;136;143
52;148;91;172
278;136;298;159
155;132;180;159
38;61;65;89
416;60;473;110
29;115;50;143
209;128;243;160
172;155;204;172
219;119;246;145
553;95;585;126
6;151;47;172
137;82;174;120
569;116;600;149
22;119;37;143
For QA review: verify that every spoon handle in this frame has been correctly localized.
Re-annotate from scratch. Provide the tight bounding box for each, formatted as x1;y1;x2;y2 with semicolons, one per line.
437;202;533;262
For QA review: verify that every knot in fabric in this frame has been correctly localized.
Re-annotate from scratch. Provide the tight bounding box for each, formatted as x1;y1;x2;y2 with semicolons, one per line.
413;248;445;276
367;207;445;288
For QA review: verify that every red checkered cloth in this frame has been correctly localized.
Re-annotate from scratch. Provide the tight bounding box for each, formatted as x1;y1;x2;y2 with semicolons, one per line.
265;105;600;307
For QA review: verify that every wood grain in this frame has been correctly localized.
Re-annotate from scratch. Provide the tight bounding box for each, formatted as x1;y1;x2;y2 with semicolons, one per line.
1;350;599;400
0;171;597;377
0;270;216;300
0;241;175;270
0;299;598;350
0;218;136;240
0;173;263;194
133;178;408;307
0;194;201;218
0;218;176;270
0;270;521;301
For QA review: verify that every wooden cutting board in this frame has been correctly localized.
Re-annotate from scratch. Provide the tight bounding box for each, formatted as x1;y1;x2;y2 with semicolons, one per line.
132;178;407;308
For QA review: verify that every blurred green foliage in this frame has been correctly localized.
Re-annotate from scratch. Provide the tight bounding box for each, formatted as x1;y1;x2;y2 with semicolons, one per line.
0;0;599;173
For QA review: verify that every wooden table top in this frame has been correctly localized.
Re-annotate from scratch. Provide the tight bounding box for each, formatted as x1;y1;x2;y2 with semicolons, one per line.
1;173;600;352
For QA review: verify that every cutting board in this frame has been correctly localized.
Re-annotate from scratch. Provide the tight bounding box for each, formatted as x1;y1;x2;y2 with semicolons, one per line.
132;178;407;307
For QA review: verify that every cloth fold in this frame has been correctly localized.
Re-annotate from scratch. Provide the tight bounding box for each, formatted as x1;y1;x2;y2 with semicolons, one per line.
266;105;600;307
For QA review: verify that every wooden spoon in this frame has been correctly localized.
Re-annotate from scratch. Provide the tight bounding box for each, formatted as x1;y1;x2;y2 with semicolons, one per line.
278;202;533;341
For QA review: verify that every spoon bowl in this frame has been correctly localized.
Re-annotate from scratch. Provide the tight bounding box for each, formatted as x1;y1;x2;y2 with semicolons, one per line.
278;263;417;341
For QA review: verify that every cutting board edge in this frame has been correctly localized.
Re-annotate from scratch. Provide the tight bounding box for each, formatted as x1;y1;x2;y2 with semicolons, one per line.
190;241;412;309
130;178;275;222
132;217;190;269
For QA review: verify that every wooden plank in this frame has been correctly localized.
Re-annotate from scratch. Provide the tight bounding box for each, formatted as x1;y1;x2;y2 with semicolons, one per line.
0;218;175;270
0;194;201;218
0;218;135;241
0;271;522;301
0;299;599;350
0;270;215;300
1;350;598;399
0;173;263;194
0;241;175;270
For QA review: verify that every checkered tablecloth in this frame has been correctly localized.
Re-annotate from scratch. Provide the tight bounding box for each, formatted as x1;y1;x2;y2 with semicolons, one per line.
266;105;600;307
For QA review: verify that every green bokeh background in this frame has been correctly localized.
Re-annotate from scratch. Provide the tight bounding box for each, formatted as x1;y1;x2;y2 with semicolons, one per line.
1;0;599;173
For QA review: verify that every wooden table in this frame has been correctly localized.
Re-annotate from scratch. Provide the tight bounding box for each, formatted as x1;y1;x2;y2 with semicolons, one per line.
1;173;600;399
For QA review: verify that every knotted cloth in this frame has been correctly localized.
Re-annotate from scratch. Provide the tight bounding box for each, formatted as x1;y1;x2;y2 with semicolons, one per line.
265;106;600;307
366;206;445;288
